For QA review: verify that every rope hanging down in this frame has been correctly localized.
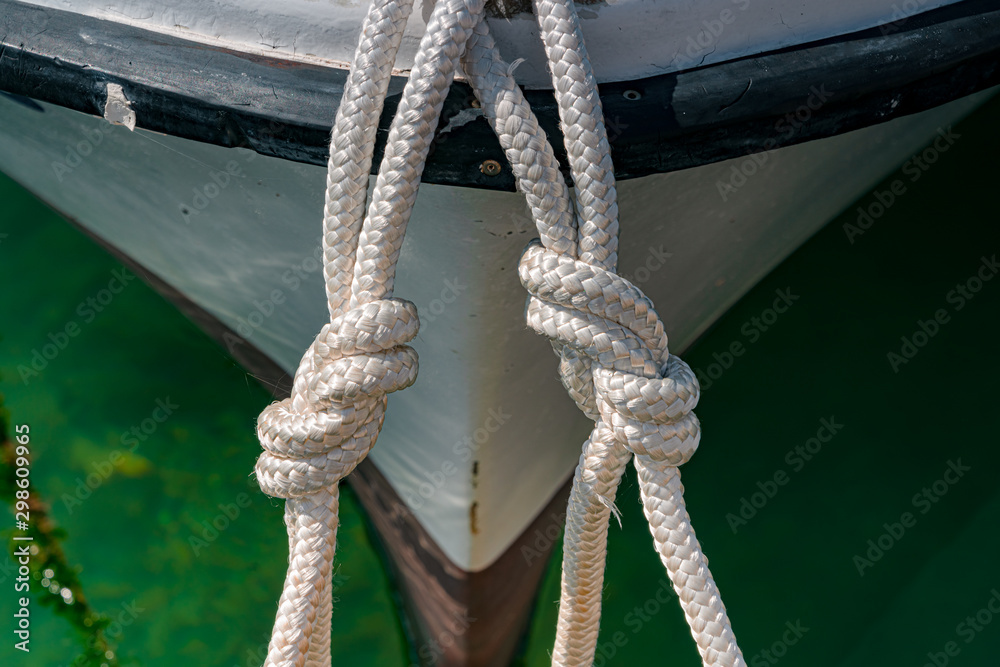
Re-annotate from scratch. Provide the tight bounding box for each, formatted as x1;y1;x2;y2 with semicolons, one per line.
464;0;745;662
251;0;745;663
511;0;747;664
253;0;485;663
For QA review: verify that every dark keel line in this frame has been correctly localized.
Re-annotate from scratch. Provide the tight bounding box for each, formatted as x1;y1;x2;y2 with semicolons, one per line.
0;0;998;192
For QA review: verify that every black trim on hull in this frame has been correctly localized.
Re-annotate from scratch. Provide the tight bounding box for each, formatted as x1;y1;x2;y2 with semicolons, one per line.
1;0;998;191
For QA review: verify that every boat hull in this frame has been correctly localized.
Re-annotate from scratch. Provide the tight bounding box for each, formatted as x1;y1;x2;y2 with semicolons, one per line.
0;93;989;664
3;0;999;661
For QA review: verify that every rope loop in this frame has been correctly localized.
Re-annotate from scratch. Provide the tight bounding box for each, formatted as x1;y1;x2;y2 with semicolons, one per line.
255;298;419;499
519;241;701;466
519;242;668;360
594;356;701;465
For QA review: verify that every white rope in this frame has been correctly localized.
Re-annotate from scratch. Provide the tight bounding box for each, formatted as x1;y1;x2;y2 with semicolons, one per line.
460;20;578;256
259;4;416;662
253;0;484;664
461;27;631;661
249;0;743;662
460;0;746;664
532;0;619;271
321;0;416;318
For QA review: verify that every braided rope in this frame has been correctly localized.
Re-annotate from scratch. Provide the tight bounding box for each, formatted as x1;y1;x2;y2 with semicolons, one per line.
253;0;484;664
522;211;746;667
635;461;744;666
250;0;743;662
255;2;413;662
322;0;415;318
460;21;577;257
532;0;619;271
351;0;486;307
519;6;636;659
552;425;631;660
256;302;418;667
456;0;745;664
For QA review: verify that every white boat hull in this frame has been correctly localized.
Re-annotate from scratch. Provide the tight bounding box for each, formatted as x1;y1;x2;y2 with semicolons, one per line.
0;90;993;570
3;0;999;660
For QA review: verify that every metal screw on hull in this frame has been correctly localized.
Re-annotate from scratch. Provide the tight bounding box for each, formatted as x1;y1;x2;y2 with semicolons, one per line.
480;159;502;176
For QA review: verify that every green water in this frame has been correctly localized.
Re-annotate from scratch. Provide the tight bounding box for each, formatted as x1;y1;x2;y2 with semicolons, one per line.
2;93;1000;667
0;181;408;663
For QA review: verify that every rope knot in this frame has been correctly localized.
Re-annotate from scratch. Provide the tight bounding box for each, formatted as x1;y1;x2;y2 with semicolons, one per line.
255;298;419;499
518;241;700;466
593;356;700;465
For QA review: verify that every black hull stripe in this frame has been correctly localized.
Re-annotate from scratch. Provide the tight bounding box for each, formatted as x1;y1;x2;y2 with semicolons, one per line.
1;0;998;191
